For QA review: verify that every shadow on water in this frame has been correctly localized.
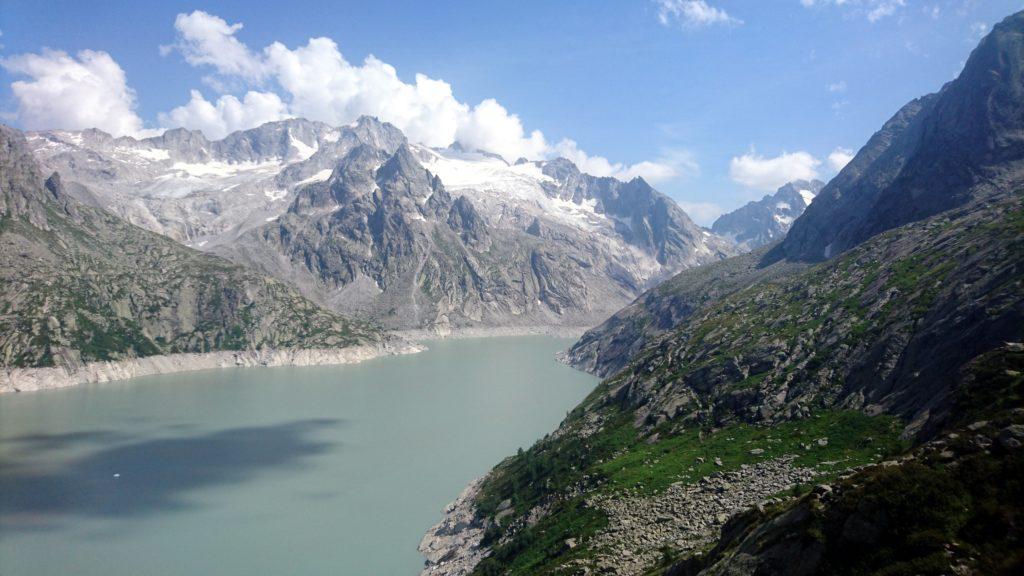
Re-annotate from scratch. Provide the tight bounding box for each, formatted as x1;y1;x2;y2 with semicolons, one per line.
1;430;130;452
0;419;341;532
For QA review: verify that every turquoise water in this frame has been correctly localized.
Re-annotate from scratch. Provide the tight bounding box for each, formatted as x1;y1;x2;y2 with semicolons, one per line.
0;336;597;576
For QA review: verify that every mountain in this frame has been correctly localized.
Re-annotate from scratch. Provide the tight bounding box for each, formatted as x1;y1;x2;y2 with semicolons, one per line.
27;118;734;331
418;13;1024;576
25;116;406;246
222;143;734;330
0;125;384;376
769;11;1024;263
711;179;824;251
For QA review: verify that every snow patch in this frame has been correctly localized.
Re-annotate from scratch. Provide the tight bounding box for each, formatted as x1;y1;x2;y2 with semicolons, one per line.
798;189;815;206
295;169;334;186
289;135;318;161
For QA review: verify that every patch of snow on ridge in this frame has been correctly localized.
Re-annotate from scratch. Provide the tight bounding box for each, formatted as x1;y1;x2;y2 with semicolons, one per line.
131;147;171;161
776;202;791;210
265;189;288;201
171;159;281;178
296;169;334;186
289;135;318;161
798;189;815;206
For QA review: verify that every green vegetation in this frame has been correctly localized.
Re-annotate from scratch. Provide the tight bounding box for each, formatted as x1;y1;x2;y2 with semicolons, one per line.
598;411;905;495
470;410;904;575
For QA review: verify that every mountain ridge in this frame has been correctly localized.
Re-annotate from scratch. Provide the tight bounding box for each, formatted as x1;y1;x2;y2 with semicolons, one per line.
1;124;388;380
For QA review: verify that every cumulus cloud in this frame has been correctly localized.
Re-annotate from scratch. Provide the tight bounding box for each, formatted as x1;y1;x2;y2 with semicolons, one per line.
0;48;149;137
729;150;821;191
553;141;699;184
158;90;291;139
166;11;266;80
159;10;686;181
828;147;855;171
656;0;741;28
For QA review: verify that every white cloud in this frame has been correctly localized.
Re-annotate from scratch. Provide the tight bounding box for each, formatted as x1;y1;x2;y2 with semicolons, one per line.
158;90;291;139
0;48;150;137
553;141;699;184
159;10;683;182
677;201;724;226
827;80;847;93
655;0;741;28
729;150;821;191
167;11;266;80
799;0;906;22
828;147;854;171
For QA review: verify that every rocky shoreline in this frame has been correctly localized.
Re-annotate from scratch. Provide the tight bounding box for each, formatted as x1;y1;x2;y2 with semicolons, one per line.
396;324;590;342
418;475;490;576
0;340;425;394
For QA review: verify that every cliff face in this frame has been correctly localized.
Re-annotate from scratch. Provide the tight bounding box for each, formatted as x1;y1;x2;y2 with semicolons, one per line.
0;125;383;372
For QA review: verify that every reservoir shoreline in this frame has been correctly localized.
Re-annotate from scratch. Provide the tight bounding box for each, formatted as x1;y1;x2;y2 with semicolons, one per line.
0;340;425;394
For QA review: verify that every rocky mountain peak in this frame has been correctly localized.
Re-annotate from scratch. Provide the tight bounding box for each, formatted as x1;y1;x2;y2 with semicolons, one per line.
712;179;824;251
347;116;408;152
541;157;582;181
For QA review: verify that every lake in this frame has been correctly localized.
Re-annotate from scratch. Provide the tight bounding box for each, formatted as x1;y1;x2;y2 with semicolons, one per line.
0;336;598;575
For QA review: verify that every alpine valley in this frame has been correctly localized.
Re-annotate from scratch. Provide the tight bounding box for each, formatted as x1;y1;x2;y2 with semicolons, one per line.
417;12;1024;576
2;4;1023;576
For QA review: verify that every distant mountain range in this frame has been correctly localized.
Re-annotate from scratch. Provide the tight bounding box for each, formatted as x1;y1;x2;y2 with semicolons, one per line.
25;117;735;331
711;179;824;251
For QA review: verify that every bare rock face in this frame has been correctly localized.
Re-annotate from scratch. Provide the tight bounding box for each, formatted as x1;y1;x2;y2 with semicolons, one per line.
418;476;490;576
27;117;735;332
217;134;735;331
0;125;383;374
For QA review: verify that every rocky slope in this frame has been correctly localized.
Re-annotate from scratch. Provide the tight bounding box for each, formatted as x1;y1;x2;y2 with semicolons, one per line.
420;13;1024;575
218;140;733;331
0;125;385;379
711;180;823;251
28;118;734;332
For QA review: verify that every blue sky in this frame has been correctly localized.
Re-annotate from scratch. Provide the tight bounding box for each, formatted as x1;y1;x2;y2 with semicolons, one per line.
1;1;1019;223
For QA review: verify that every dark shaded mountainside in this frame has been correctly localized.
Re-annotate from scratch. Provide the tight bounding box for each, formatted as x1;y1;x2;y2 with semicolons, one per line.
422;12;1024;576
0;126;383;372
